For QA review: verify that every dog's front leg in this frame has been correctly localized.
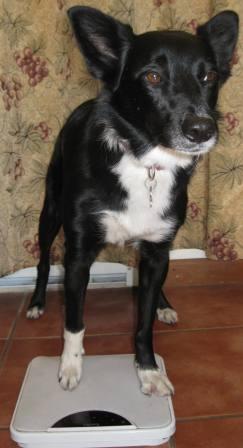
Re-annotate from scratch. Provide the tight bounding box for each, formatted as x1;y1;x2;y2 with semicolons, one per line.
135;241;174;396
58;250;89;390
58;238;100;391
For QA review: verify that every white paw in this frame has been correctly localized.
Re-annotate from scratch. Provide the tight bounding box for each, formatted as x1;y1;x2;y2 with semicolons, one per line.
59;329;85;390
157;307;178;325
58;354;82;390
26;306;44;319
137;368;174;396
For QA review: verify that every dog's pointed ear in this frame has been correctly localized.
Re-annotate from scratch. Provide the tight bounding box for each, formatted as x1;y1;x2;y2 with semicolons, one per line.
67;6;134;90
197;11;239;82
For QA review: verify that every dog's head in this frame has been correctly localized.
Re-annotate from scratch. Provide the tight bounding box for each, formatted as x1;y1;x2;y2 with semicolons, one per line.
68;6;239;156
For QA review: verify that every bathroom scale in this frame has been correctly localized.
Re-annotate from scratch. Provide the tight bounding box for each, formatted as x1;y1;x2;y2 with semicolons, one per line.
10;354;175;447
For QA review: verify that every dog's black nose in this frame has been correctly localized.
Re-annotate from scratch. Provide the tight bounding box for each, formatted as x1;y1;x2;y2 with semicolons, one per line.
182;115;216;143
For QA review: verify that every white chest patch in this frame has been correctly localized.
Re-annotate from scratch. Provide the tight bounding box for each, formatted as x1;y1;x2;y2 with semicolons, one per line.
100;146;192;246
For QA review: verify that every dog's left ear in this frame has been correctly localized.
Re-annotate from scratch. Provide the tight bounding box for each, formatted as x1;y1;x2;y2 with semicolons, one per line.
67;6;134;90
197;11;239;82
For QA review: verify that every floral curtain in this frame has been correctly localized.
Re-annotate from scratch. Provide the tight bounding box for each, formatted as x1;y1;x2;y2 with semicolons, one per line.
0;0;242;277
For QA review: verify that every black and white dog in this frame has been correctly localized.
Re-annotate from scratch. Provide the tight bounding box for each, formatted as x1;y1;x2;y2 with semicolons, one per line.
27;7;238;396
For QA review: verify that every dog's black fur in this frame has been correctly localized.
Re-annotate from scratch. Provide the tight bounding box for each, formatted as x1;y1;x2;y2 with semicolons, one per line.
28;7;238;394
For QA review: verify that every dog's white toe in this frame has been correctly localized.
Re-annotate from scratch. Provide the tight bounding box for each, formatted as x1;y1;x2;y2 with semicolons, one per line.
157;307;178;325
58;355;82;390
137;368;174;396
26;306;44;319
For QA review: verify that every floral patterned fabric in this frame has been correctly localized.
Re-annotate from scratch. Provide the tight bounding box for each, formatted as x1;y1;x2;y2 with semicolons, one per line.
0;0;242;277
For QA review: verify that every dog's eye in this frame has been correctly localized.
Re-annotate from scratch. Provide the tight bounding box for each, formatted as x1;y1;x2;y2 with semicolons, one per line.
203;71;218;83
145;71;161;85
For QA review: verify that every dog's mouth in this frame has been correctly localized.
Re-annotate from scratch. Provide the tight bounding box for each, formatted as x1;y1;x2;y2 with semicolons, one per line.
160;114;218;156
178;135;217;155
164;134;218;156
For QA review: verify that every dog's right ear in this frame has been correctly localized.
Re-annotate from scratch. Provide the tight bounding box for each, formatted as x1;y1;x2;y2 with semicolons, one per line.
67;6;134;90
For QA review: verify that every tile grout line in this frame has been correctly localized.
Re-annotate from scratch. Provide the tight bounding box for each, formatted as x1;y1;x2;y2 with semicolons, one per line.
165;280;243;288
177;412;243;423
154;324;243;334
11;324;243;341
13;332;133;340
0;292;28;374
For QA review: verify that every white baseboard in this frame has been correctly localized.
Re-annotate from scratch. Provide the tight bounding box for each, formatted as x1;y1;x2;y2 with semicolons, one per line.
0;249;206;291
169;249;206;260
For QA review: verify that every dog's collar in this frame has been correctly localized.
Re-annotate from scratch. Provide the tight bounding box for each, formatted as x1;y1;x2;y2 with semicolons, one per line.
145;164;164;208
147;164;164;175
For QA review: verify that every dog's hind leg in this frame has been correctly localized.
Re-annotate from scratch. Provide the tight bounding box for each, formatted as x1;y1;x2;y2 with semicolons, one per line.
157;290;178;325
27;140;62;319
153;256;178;325
26;196;61;319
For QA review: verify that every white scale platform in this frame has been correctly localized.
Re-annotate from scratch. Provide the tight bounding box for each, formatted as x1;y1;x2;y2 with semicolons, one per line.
10;354;175;448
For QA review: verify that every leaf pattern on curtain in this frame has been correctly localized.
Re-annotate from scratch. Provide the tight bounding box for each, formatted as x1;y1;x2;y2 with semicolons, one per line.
205;0;243;261
0;0;242;277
